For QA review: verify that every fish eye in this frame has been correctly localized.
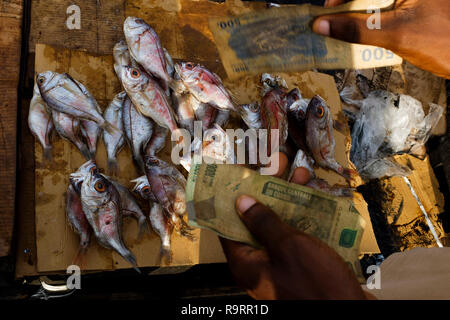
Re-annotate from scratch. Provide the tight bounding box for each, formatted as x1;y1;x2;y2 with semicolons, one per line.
250;104;258;112
94;181;106;192
130;68;141;79
142;186;151;193
316;105;325;118
185;63;194;70
37;76;45;84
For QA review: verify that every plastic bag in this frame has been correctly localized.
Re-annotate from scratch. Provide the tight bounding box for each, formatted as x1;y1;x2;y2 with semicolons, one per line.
350;90;444;180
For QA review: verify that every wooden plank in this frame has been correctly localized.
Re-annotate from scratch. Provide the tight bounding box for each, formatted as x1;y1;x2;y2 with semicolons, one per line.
0;0;23;257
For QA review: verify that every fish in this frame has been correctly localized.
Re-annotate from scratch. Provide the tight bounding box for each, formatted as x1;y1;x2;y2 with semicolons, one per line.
120;66;178;132
192;99;217;131
286;88;309;150
123;17;171;92
305;95;354;180
132;176;172;262
144;156;194;240
238;103;262;130
174;62;236;112
200;124;235;164
52;110;92;160
171;80;195;135
28;83;54;160
113;40;140;82
66;183;92;266
144;124;168;157
122;96;154;172
80;169;139;272
260;88;288;153
107;177;149;239
103;92;127;175
36;71;115;134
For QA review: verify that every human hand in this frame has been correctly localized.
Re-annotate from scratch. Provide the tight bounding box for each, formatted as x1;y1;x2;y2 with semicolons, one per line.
312;0;450;79
220;152;367;299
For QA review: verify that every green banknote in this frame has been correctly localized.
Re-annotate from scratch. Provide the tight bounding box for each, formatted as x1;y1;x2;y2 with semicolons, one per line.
187;163;366;277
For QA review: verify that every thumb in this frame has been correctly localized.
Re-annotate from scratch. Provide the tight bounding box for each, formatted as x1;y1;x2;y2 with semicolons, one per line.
236;195;294;257
312;12;393;49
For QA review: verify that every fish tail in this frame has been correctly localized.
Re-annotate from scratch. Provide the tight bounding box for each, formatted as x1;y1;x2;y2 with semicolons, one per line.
72;246;88;269
133;153;146;174
137;216;151;239
42;146;53;162
107;158;119;176
77;142;93;160
159;245;172;264
122;250;140;273
102;120;120;135
179;219;196;241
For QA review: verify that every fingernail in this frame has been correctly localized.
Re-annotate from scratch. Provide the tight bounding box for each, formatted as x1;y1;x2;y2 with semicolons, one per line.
315;20;330;36
236;195;257;215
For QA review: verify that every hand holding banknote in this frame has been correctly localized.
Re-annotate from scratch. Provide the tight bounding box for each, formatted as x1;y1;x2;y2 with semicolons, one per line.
220;153;370;300
313;0;450;79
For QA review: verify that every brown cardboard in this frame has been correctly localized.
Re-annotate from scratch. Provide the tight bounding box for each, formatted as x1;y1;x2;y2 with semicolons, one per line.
34;43;380;273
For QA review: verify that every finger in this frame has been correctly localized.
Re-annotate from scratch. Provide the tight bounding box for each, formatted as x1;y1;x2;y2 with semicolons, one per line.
312;12;395;49
236;195;293;257
289;167;311;185
219;237;270;287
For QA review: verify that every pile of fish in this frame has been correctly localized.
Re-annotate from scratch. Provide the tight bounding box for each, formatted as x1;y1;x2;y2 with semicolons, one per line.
238;73;355;196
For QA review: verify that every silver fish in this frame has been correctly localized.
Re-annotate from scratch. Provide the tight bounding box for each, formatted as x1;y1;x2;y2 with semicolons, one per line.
28;83;54;160
70;160;98;192
132;176;172;262
52;110;92;160
36;71;115;134
80;169;139;272
103;92;127;175
238;103;262;130
122;96;153;172
120;66;178;132
66;183;92;265
306;95;354;180
144;156;194;240
124;17;171;92
175;62;236;112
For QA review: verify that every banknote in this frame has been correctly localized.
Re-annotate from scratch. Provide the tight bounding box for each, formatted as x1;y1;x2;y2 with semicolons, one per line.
187;163;366;277
208;0;402;79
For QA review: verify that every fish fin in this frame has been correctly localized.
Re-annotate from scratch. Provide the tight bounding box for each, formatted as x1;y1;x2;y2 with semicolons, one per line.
107;158;119;176
42;146;53;162
341;168;357;181
121;251;140;273
333;119;348;134
77;143;93;160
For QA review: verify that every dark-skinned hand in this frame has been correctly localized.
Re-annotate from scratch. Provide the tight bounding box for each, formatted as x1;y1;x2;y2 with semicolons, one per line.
220;152;369;300
313;0;450;79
